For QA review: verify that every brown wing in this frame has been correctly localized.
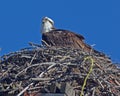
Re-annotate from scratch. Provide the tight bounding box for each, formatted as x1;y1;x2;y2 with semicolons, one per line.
42;29;91;51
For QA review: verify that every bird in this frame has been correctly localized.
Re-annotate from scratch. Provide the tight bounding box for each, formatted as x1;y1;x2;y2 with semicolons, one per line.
41;17;96;53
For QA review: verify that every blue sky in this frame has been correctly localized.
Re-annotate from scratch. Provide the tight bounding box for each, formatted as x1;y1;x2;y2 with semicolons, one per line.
0;0;120;63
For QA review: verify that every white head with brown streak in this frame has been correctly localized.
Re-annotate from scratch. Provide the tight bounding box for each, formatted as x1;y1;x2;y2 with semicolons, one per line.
41;17;54;33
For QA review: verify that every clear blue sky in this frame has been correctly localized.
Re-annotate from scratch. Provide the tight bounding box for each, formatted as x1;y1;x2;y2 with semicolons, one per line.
0;0;120;63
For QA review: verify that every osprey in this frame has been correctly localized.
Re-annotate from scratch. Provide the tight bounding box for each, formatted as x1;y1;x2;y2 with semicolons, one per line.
41;17;93;52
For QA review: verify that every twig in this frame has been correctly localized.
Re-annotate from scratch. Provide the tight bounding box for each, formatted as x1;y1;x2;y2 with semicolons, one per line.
16;62;57;96
42;40;50;47
15;53;37;78
17;83;33;96
39;62;57;77
97;79;104;89
92;87;95;96
31;77;52;81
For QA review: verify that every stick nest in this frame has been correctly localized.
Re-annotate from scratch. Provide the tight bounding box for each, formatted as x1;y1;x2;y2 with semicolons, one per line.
0;46;120;96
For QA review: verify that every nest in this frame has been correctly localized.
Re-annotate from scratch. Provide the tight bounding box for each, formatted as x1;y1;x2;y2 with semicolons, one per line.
0;46;120;96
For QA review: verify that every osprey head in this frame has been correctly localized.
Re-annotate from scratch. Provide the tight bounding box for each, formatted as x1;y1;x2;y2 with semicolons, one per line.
41;17;54;33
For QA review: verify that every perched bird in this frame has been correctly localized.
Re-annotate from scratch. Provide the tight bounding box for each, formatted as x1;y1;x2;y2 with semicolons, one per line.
41;17;95;52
